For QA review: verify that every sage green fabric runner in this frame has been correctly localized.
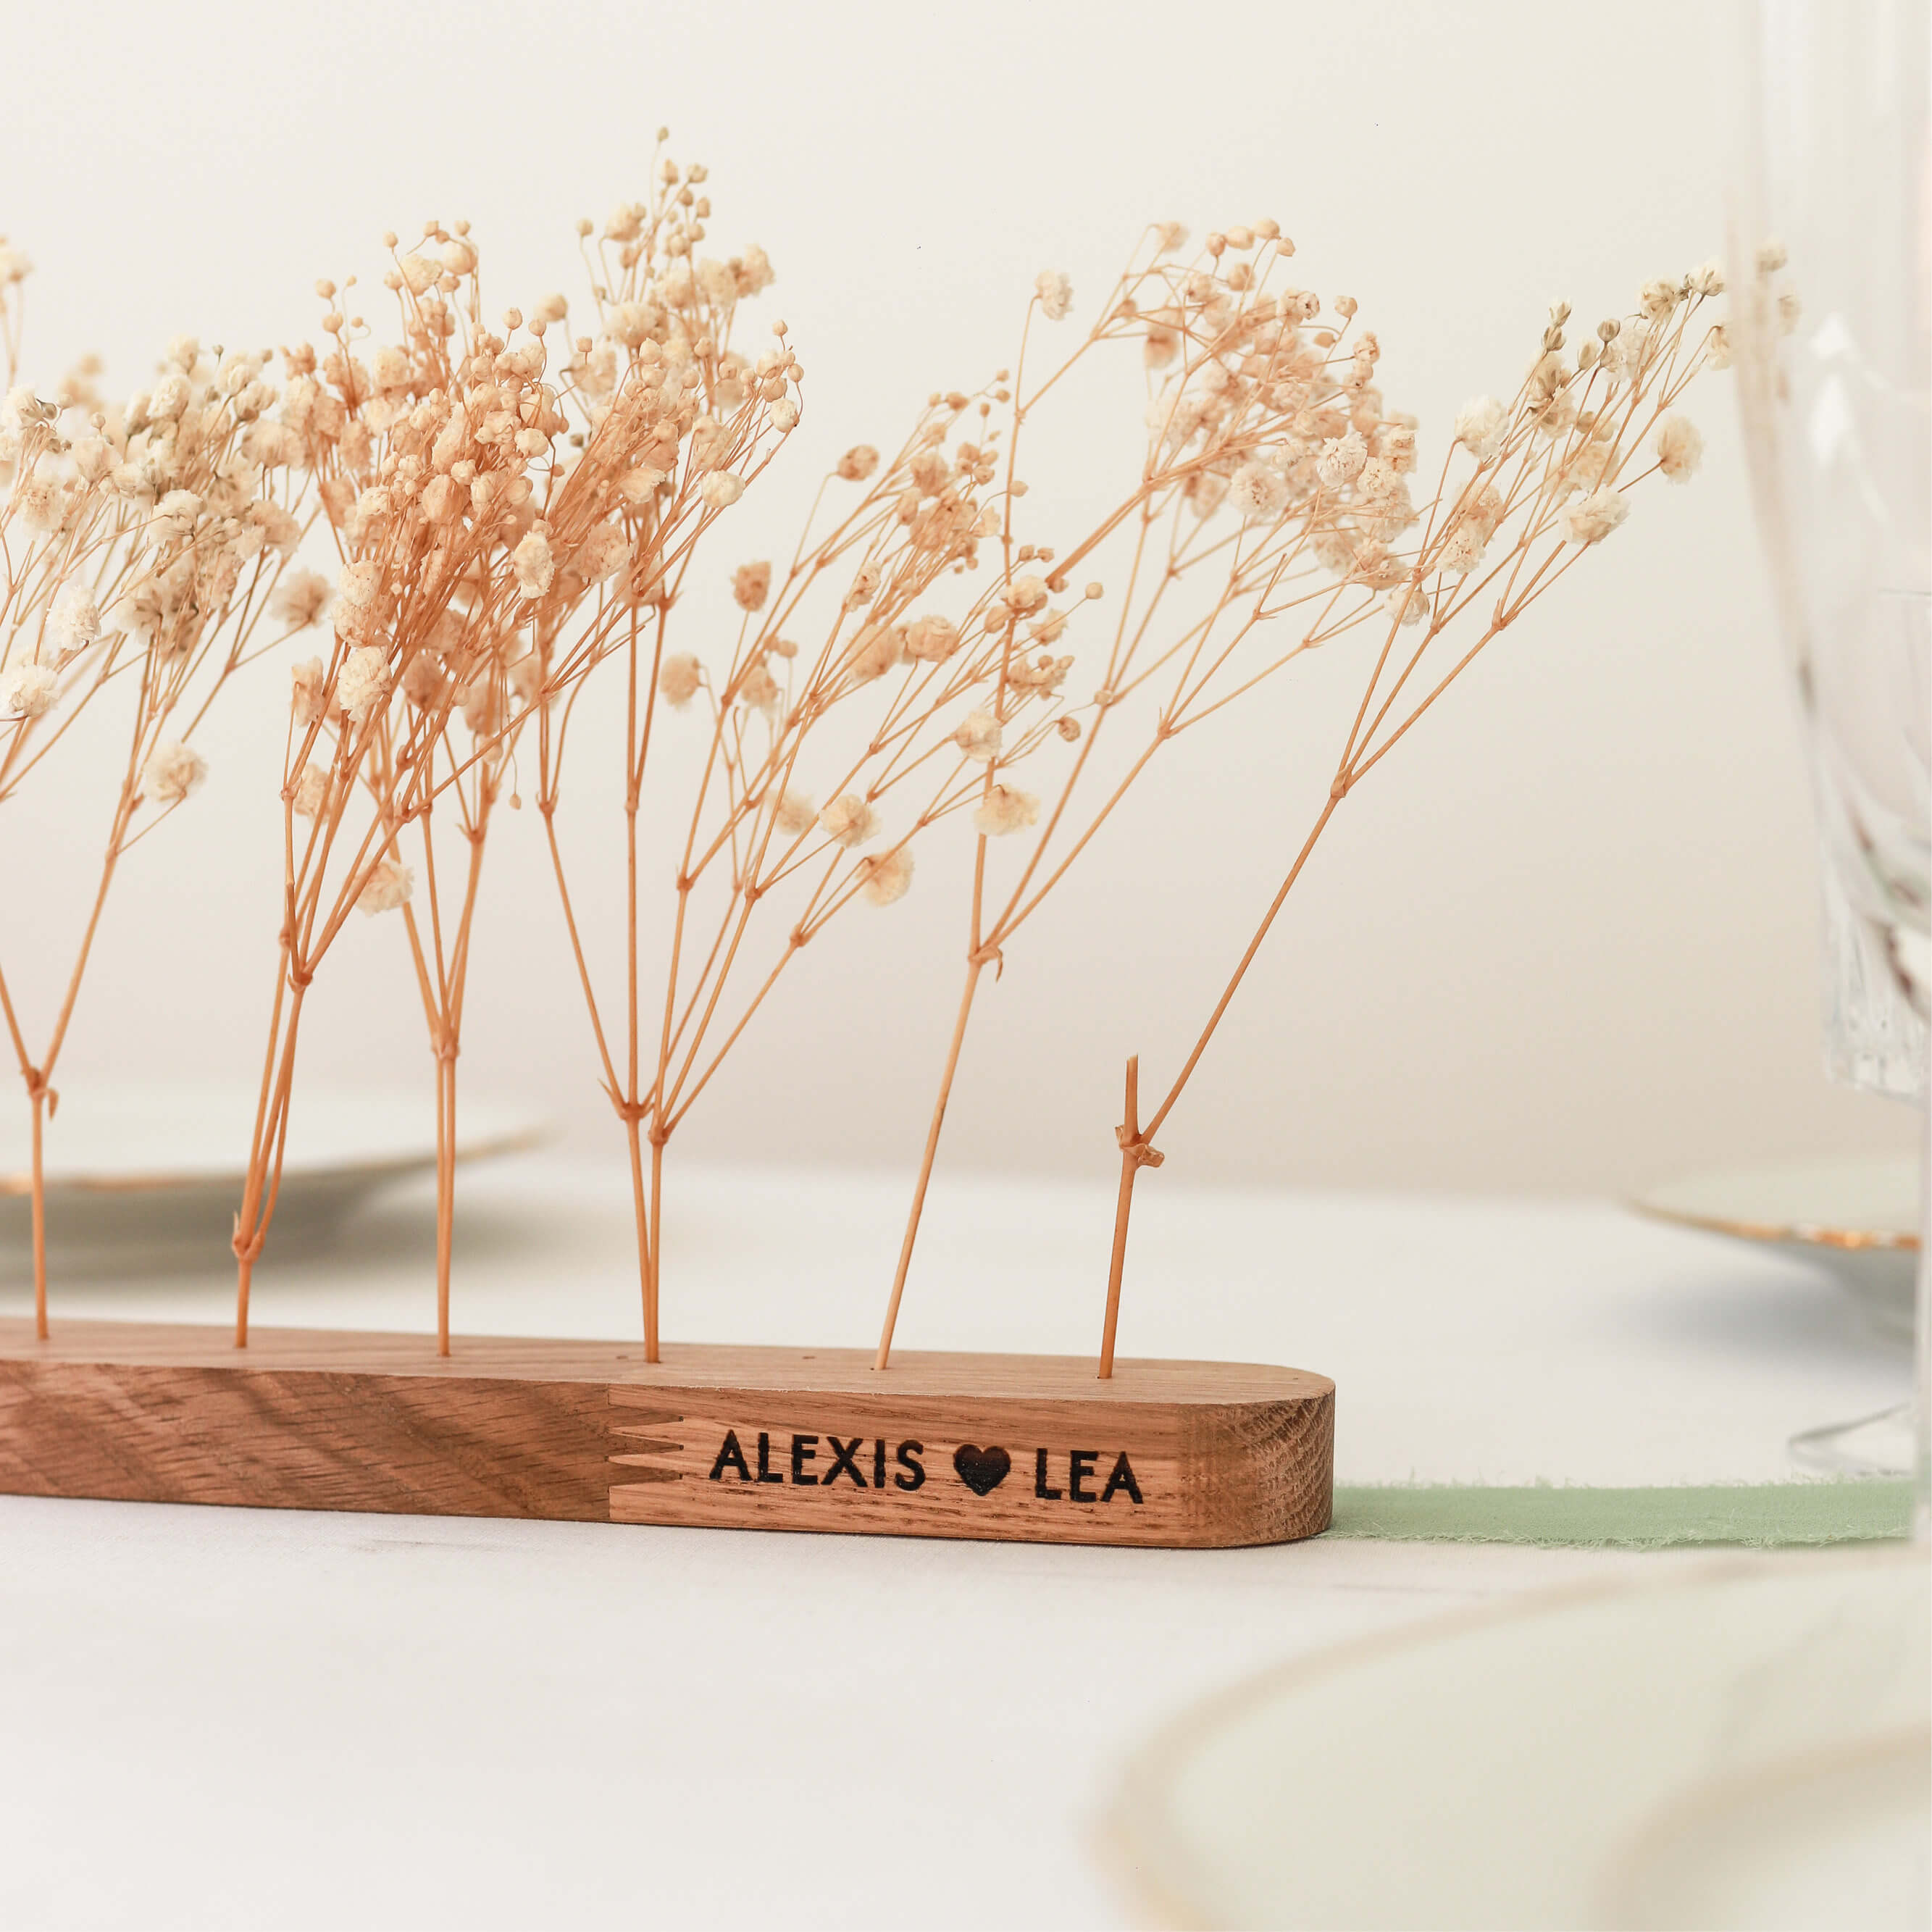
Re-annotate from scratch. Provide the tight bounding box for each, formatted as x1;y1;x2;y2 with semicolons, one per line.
1329;1479;1915;1547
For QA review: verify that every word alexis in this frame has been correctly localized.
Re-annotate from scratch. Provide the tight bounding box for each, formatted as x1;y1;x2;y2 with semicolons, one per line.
706;1432;1145;1505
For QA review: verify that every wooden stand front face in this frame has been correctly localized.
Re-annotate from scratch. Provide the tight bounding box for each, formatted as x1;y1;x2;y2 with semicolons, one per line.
0;1321;1334;1548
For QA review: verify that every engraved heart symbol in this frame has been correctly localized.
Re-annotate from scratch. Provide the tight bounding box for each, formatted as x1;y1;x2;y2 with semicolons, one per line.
951;1444;1011;1497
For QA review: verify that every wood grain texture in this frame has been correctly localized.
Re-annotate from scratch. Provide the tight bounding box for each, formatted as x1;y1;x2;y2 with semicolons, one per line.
0;1319;1334;1548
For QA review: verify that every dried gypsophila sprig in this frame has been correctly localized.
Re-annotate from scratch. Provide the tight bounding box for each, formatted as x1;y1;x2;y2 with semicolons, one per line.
231;147;797;1352
861;229;1739;1368
0;301;316;1337
230;250;550;1347
306;232;574;1354
230;227;568;1349
1078;249;1741;1374
495;154;800;1360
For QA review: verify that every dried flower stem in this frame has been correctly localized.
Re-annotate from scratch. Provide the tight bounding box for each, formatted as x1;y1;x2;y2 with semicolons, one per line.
1;807;130;1334
396;802;490;1354
875;948;986;1370
1098;793;1335;1373
1098;1054;1164;1375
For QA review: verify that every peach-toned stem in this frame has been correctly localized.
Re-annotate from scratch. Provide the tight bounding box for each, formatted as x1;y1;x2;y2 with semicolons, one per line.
1098;791;1342;1368
28;1083;47;1342
233;971;307;1347
0;807;133;1340
624;617;665;1361
625;1126;656;1358
413;821;488;1358
434;1048;456;1356
648;1132;665;1361
619;1111;658;1362
539;779;659;1358
876;952;985;1371
0;968;42;1336
1098;1056;1163;1378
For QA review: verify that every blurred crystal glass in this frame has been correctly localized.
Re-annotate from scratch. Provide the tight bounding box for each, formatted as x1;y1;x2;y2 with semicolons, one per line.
1822;871;1925;1100
1728;0;1930;1511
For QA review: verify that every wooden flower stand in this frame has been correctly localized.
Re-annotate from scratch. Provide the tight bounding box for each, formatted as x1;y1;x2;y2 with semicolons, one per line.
0;1318;1334;1547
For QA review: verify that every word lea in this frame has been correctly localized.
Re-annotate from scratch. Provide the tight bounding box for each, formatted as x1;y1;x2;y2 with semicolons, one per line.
706;1432;1145;1506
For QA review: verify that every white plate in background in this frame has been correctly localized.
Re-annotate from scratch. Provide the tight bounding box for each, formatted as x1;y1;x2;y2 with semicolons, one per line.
1632;1154;1921;1342
1106;1550;1928;1931
0;1083;545;1271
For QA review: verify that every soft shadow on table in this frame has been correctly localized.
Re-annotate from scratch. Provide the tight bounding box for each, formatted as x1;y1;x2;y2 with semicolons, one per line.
0;1168;596;1286
321;1186;605;1274
1608;1250;1907;1372
0;1210;347;1285
319;1171;761;1277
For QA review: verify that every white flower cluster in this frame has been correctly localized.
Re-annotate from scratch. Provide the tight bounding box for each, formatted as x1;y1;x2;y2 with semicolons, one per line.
4;311;313;821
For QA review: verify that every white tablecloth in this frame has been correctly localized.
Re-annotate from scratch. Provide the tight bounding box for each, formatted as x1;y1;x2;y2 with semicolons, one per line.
0;1158;1912;1928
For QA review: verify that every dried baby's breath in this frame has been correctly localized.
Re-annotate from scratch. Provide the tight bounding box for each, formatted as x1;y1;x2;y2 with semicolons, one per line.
2;256;317;1336
0;156;1749;1374
871;214;1741;1368
229;145;803;1357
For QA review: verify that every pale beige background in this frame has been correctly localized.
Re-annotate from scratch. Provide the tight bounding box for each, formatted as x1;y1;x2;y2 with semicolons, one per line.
0;0;1914;1197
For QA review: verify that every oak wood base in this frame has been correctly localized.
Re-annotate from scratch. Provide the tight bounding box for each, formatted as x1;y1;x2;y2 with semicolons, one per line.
0;1319;1334;1547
